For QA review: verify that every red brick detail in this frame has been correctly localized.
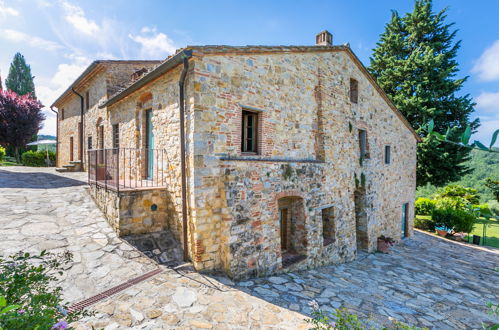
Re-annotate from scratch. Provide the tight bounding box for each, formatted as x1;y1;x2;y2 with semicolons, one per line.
194;240;205;262
275;190;304;200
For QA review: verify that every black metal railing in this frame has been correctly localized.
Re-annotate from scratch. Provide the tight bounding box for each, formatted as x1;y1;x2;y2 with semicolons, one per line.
88;148;168;191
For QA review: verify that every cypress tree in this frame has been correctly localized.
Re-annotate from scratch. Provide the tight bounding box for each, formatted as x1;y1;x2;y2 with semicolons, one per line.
5;52;36;98
369;0;478;187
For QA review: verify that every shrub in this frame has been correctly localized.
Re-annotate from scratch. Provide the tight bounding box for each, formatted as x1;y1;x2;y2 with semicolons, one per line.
415;198;436;215
431;207;477;233
0;251;90;329
21;150;55;167
434;196;470;211
472;204;493;219
414;216;436;231
0;146;5;162
434;184;480;205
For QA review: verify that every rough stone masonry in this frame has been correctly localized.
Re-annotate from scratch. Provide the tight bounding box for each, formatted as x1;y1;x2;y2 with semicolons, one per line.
53;31;418;279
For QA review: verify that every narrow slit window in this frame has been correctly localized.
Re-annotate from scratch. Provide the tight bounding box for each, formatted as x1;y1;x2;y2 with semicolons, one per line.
112;124;119;149
85;91;90;110
350;78;358;103
241;110;258;153
60;108;65;120
359;129;369;159
322;206;335;246
385;145;391;164
88;136;92;150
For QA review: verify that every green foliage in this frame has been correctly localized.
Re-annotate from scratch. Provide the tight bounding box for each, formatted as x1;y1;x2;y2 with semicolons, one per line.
485;178;499;202
415;198;436;215
369;0;478;187
306;300;426;329
0;251;90;329
414;216;436;231
431;207;477;233
21;150;55;167
416;149;499;202
472;204;494;219
434;184;480;205
0;147;5;162
5;53;36;98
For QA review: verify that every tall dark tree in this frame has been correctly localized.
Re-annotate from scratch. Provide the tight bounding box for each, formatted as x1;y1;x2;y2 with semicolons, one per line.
5;52;36;98
369;0;478;186
0;90;44;162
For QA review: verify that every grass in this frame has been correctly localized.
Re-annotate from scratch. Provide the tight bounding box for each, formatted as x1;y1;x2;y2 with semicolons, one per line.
416;215;499;248
464;218;499;248
0;160;19;166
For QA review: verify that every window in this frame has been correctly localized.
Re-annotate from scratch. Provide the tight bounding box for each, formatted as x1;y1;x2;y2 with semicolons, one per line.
241;110;258;153
358;129;369;159
60;108;64;120
350;78;358;103
85;91;90;110
88;136;92;150
385;145;391;164
322;206;335;246
112;124;119;149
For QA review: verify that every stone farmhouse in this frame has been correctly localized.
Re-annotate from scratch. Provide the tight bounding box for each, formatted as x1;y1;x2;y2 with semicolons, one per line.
52;31;419;279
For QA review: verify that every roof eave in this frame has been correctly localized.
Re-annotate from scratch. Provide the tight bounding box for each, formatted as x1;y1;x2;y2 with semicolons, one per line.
100;50;193;109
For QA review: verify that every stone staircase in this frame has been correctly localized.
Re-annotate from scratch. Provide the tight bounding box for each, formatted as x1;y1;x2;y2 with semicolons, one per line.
55;160;83;172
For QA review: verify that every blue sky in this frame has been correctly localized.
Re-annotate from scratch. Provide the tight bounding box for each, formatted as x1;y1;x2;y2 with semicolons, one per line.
0;0;497;145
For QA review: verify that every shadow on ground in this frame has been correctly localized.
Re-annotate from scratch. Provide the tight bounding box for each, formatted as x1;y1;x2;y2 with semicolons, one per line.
0;169;85;189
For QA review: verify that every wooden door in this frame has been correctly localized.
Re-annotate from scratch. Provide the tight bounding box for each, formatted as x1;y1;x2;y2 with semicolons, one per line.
280;208;288;251
145;109;154;179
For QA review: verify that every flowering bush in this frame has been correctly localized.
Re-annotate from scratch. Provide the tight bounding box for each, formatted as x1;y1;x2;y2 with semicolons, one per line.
0;250;91;329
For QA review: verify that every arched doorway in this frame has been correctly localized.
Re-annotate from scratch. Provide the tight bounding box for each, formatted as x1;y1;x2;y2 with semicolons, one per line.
277;196;307;267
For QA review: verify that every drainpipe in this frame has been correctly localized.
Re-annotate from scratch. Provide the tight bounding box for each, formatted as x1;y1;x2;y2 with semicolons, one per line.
50;106;59;167
71;88;84;169
179;55;190;261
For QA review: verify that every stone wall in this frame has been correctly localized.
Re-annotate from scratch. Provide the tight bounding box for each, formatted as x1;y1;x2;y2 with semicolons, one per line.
107;64;194;247
56;62;160;169
88;185;173;236
188;49;417;279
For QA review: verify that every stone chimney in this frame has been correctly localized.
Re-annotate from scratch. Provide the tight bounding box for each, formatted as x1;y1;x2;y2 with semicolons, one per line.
316;30;332;46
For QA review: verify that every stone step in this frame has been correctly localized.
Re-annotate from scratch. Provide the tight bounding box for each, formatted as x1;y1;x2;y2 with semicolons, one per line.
55;167;68;172
69;160;82;165
62;164;76;168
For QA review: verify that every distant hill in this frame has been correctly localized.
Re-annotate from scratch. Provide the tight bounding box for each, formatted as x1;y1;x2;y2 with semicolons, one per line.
36;135;56;140
417;148;499;203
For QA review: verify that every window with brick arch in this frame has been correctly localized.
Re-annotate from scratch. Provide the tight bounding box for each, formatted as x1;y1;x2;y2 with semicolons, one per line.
241;110;258;153
358;129;369;159
350;78;359;103
322;206;335;246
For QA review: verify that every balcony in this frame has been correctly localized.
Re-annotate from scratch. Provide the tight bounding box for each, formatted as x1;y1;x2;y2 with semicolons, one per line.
88;148;168;192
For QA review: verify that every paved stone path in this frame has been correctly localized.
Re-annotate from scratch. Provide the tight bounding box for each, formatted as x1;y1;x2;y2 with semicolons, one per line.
1;167;498;329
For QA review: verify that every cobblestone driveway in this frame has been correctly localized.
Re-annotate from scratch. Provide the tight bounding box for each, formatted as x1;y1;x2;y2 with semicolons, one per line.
1;167;498;329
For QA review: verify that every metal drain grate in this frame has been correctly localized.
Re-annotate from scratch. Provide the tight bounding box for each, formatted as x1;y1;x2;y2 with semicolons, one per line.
68;268;163;312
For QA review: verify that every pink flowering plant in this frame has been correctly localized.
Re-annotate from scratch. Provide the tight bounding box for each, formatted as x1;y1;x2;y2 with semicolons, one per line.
0;250;91;329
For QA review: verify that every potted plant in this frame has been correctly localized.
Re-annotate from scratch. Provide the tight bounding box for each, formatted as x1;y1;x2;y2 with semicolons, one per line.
377;235;396;253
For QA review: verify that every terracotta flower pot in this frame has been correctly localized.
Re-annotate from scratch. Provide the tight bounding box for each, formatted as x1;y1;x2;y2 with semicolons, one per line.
377;239;391;253
436;229;447;237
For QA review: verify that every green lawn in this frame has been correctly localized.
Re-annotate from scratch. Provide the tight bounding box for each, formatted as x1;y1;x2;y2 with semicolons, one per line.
0;160;19;166
416;215;499;248
464;218;499;248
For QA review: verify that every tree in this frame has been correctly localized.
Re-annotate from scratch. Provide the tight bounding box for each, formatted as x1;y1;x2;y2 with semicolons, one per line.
5;53;36;98
0;90;44;162
369;0;478;186
485;178;499;202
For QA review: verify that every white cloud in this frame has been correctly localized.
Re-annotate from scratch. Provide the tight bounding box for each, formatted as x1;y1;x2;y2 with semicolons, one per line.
472;116;499;148
129;27;176;59
476;91;499;113
0;1;19;17
61;1;99;36
0;29;62;51
472;40;499;82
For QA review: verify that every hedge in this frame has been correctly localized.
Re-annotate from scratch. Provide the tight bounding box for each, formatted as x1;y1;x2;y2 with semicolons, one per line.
21;150;56;167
